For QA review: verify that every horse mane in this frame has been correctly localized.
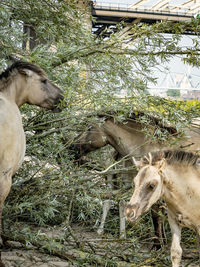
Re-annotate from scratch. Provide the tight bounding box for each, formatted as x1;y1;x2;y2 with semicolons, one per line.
97;110;178;136
0;61;45;82
130;111;177;135
143;150;199;166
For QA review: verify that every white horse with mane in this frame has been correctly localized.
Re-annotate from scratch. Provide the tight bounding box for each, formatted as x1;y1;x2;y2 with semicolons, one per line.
0;61;63;266
126;150;200;267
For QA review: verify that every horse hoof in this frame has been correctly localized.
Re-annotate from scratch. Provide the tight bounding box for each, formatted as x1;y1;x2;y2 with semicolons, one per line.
97;229;104;235
119;233;126;240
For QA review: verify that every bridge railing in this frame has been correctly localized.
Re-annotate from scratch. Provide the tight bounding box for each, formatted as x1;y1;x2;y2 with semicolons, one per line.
92;1;195;17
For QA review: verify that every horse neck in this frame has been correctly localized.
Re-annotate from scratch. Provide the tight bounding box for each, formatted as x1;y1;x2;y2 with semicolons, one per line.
161;163;200;230
0;75;26;107
162;164;197;203
103;120;145;156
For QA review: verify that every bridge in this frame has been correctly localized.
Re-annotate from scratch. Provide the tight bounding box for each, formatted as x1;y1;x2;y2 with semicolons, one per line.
148;71;200;99
91;0;199;35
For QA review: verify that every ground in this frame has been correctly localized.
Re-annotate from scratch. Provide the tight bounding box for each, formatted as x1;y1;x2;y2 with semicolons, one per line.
1;224;200;267
2;249;69;267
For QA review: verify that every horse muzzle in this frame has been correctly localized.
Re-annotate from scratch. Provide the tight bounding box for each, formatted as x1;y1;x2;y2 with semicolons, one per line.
51;94;64;112
125;203;140;222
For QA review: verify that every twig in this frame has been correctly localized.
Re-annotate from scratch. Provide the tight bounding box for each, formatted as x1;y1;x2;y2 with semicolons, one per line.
64;225;83;249
64;188;77;225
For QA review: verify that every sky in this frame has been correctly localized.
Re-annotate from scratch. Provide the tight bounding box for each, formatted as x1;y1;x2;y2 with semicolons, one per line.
150;34;200;90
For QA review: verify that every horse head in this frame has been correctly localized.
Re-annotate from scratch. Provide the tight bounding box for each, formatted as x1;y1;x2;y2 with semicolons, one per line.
7;61;63;111
125;154;165;222
69;124;108;160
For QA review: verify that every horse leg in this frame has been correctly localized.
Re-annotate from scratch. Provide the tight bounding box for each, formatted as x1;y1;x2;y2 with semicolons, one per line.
195;227;200;266
105;157;114;189
119;200;126;239
97;200;113;235
0;207;5;267
123;160;134;188
168;211;182;267
0;172;12;246
0;173;12;267
106;173;114;190
0;207;3;247
151;202;166;249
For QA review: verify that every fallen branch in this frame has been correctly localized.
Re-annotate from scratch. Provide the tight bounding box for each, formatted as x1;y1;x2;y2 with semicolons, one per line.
3;231;139;266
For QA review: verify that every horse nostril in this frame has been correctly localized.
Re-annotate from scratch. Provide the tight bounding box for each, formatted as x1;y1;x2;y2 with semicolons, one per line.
125;203;138;221
126;208;133;218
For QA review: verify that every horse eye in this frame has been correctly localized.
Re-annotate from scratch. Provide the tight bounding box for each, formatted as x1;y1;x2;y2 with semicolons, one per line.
41;79;47;84
148;184;155;190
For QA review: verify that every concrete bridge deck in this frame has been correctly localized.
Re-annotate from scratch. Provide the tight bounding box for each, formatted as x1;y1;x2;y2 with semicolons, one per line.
91;1;198;35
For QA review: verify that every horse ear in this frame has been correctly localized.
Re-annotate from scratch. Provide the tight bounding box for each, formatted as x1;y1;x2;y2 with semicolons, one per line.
158;159;166;173
132;157;141;169
19;68;33;77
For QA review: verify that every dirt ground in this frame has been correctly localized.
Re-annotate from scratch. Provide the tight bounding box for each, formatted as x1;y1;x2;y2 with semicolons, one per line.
1;224;200;267
1;248;200;267
2;248;70;267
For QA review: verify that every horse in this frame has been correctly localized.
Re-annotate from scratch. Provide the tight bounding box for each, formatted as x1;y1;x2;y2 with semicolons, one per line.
125;150;200;267
68;112;200;245
69;112;200;160
0;61;63;254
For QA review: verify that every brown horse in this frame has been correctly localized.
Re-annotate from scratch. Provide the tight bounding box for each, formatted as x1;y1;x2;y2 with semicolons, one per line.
69;112;200;159
0;61;63;254
125;150;200;267
69;112;200;244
